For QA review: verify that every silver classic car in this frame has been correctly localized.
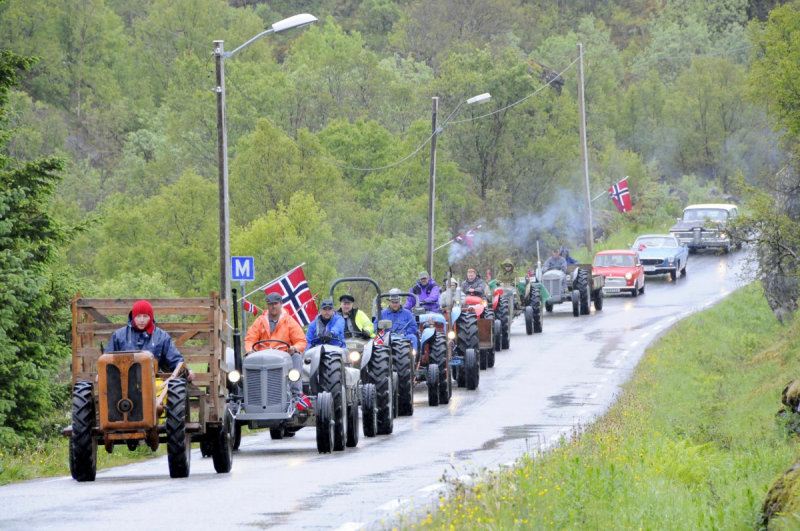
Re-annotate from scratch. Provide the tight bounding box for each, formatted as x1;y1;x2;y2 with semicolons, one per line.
669;203;739;254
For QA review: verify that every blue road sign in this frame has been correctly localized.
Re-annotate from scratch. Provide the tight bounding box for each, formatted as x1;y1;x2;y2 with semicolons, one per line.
231;256;255;281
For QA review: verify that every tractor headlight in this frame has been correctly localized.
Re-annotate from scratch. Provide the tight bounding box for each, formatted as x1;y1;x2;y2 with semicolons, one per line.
228;370;241;383
412;349;417;357
625;272;632;280
447;331;456;340
288;369;301;382
481;300;488;306
349;351;361;363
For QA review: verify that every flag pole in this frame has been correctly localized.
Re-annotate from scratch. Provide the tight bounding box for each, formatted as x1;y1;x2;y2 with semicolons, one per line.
590;190;607;203
433;225;482;253
240;262;306;300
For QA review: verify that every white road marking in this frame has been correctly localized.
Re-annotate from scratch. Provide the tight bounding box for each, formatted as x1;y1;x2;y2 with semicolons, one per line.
630;341;639;347
418;483;444;493
334;523;366;531
378;499;406;511
640;333;649;338
654;325;663;330
588;393;598;399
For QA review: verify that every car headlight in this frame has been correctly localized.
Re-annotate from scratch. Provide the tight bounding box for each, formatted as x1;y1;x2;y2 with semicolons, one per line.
348;351;361;363
228;370;241;383
288;369;301;382
625;272;632;280
719;232;726;239
668;256;674;263
447;331;456;340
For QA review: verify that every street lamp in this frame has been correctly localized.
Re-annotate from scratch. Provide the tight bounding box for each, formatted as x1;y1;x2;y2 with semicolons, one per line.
213;14;317;320
426;92;492;278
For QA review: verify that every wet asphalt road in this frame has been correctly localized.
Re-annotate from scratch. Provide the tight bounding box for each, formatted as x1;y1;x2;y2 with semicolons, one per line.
0;251;744;531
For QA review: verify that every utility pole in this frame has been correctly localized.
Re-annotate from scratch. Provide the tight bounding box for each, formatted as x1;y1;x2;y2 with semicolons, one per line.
214;40;232;314
426;97;438;278
577;43;594;256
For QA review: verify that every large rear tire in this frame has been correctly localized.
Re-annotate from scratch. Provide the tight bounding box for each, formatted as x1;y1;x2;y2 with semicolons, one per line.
346;387;360;448
576;270;590;315
465;349;479;390
427;364;439;407
166;378;190;478
315;392;334;454
531;286;543;333
493;319;502;352
365;344;393;435
319;351;347;451
496;297;510;349
361;383;377;437
456;311;479;387
391;338;414;417
211;408;233;473
70;381;97;482
429;332;450;405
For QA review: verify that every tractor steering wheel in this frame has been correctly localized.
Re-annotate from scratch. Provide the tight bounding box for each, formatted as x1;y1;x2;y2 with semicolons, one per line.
251;339;292;352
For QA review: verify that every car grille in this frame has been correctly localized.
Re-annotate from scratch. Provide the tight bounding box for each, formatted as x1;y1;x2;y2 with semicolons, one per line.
246;369;262;406
640;258;665;266
605;277;627;287
266;368;283;405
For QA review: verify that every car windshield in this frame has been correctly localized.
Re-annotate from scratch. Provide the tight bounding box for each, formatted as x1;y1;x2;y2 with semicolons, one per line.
682;209;728;222
634;237;677;248
594;254;634;267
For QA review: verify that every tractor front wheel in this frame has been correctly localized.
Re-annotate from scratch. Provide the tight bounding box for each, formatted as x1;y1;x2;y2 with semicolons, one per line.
320;352;347;451
429;332;450;405
497;297;510;349
531;286;543;332
525;306;533;335
211;408;234;473
166;378;190;478
593;289;604;311
427;364;439;407
465;349;479;390
70;381;97;482
361;383;377;437
366;344;393;435
576;270;591;315
315;392;334;454
346;388;360;448
392;338;414;417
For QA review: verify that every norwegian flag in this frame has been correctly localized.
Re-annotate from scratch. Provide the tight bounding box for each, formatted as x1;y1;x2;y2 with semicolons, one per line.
526;267;534;277
454;227;478;251
264;266;318;326
609;178;632;213
638;243;647;252
242;299;259;316
295;394;312;412
485;268;492;281
374;329;388;346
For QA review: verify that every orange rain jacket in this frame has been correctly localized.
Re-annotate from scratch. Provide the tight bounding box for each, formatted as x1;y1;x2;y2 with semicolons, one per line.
244;310;307;355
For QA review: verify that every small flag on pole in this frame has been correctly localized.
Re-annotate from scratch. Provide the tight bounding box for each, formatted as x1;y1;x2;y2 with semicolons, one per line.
454;227;479;251
609;178;632;213
264;266;318;326
486;268;492;281
243;300;259;316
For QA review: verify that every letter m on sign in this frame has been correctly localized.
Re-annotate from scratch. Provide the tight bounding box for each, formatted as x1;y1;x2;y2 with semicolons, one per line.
231;256;255;281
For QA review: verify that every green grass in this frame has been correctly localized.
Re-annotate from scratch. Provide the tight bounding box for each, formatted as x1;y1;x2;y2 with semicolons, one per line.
405;284;800;530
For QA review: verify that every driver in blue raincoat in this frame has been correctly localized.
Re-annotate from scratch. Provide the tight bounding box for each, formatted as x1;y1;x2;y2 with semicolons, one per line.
306;299;346;349
379;288;418;351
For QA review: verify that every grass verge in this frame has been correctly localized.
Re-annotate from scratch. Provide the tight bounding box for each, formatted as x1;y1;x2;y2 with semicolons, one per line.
409;283;800;530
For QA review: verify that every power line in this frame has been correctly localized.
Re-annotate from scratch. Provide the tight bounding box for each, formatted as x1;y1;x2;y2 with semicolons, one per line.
227;75;436;172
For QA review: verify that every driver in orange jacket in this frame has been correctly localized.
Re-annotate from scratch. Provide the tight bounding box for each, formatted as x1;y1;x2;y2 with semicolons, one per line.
244;292;308;396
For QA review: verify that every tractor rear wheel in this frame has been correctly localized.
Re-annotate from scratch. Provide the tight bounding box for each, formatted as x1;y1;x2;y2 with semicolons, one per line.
70;381;97;482
315;392;334;454
361;383;377;437
496;297;510;349
365;344;393;435
465;349;479;390
493;319;502;352
531;285;543;332
346;388;360;448
456;311;479;387
166;378;190;478
212;408;234;473
429;332;450;405
233;421;243;450
320;352;347;451
427;364;439;406
576;270;591;315
392;338;414;417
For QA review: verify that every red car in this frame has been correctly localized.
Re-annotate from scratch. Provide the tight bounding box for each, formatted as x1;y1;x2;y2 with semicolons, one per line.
593;250;645;297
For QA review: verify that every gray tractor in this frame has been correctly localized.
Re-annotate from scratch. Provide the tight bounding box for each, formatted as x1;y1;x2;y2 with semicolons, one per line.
541;264;604;316
232;338;369;453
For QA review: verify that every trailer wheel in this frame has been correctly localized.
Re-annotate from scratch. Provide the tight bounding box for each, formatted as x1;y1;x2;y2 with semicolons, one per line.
429;332;450;405
576;270;591;315
166;378;190;478
361;383;377;437
366;344;393;435
593;289;604;311
315;391;334;454
465;349;479;390
531;286;543;333
70;381;97;482
212;408;234;473
346;388;360;448
392;338;414;417
320;351;347;451
525;306;533;335
233;421;243;450
427;364;439;407
200;440;213;457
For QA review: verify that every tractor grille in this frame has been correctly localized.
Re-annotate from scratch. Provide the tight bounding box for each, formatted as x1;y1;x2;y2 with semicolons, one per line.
543;279;560;297
640;258;665;266
605;277;627;287
246;369;262;406
266;369;283;406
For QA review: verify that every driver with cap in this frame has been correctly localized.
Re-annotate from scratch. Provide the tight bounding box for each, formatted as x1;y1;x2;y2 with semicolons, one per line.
306;298;346;349
337;294;375;339
244;292;307;397
543;248;567;273
379;288;418;351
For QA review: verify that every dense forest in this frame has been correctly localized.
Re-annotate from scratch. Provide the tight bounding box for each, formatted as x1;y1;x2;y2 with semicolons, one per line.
0;0;795;443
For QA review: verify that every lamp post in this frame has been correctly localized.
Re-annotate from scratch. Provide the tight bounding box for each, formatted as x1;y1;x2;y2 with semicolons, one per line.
213;14;317;320
426;92;492;278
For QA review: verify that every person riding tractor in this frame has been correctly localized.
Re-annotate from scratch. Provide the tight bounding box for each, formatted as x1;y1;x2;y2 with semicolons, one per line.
405;271;441;313
496;259;517;285
461;268;490;302
560;246;579;265
337;294;375;339
244;292;308;397
380;288;419;351
106;300;196;382
306;298;346;349
543;248;567;273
